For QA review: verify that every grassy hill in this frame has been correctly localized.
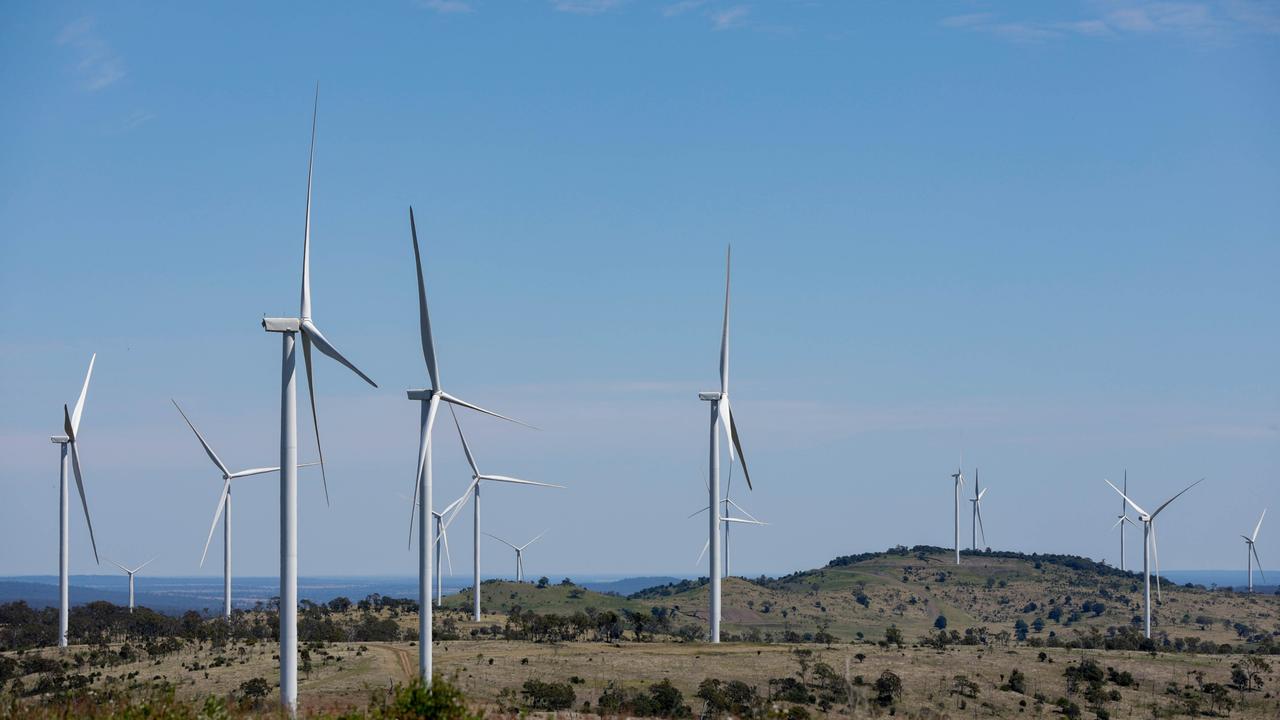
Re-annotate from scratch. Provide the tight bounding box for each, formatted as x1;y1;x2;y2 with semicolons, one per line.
445;547;1279;648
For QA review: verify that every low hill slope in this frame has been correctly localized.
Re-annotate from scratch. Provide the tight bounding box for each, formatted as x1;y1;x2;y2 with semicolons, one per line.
452;548;1280;648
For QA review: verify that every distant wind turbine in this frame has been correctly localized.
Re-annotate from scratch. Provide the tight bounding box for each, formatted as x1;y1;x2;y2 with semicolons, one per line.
969;468;988;551
691;458;767;578
173;400;317;618
404;487;471;606
1241;509;1266;593
403;207;533;683
950;462;964;565
259;87;377;713
698;246;754;643
485;531;547;582
451;406;561;620
1110;470;1137;572
1105;478;1203;638
50;353;99;648
107;558;155;613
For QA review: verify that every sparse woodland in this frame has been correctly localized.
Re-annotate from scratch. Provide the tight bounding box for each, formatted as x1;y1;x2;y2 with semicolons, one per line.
3;548;1278;717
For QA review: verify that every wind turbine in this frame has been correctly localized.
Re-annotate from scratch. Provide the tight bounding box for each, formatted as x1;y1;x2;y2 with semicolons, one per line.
1110;470;1137;572
1105;478;1203;639
1241;509;1266;593
403;207;532;683
950;463;964;565
485;531;547;582
405;487;471;606
690;459;766;578
260;88;377;714
50;353;99;648
451;406;560;621
969;468;988;552
697;246;754;643
173;400;317;618
107;558;154;613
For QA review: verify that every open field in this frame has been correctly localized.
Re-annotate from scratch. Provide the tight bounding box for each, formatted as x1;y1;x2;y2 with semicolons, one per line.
6;637;1280;717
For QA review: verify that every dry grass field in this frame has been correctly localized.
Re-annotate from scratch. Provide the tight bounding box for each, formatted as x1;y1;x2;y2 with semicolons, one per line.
4;550;1279;717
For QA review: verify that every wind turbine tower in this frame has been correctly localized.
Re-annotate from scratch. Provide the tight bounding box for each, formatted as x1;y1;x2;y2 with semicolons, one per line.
260;89;377;713
107;558;155;612
50;354;99;648
1242;509;1266;593
969;468;988;551
698;246;754;643
1106;478;1202;639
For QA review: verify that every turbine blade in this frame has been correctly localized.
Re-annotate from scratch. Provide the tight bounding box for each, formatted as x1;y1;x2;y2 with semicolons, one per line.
300;84;317;320
479;474;563;489
301;320;377;388
688;505;711;519
483;532;518;550
411;395;442;546
1252;508;1267;542
1151;520;1162;602
301;332;329;506
408;207;440;391
200;481;231;567
441;392;535;429
725;498;761;523
1149;478;1203;519
1252;544;1265;583
1105;478;1148;518
1112;516;1126;531
720;245;730;397
71;353;95;436
406;486;417;551
135;557;156;573
171;400;232;477
443;479;477;529
977;487;988;501
449;404;480;477
107;558;129;574
722;398;752;490
65;432;98;563
442;522;453;575
976;504;987;546
520;530;548;550
723;517;766;525
696;538;709;566
229;466;281;479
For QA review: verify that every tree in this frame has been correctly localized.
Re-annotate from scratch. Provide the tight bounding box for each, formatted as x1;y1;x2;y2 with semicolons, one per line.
884;625;904;647
536;576;550;589
874;671;902;707
934;615;948;630
1004;668;1026;694
521;679;575;710
1014;618;1029;641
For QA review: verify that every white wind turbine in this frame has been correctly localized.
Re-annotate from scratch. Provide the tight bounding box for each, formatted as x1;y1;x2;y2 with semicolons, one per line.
50;353;99;648
969;468;988;552
1241;509;1266;593
950;462;964;565
173;400;317;618
485;531;547;582
107;558;155;613
1110;470;1137;572
691;459;767;578
404;487;471;607
1105;478;1203;639
260;88;377;714
697;246;754;643
403;207;532;683
451;406;561;620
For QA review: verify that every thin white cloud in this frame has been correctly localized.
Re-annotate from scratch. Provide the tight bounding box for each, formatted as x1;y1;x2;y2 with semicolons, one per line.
56;17;124;91
711;4;749;30
418;0;474;13
940;1;1278;44
551;0;624;14
663;0;710;17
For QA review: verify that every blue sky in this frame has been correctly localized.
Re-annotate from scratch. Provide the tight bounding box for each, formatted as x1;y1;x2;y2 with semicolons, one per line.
1;1;1277;581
